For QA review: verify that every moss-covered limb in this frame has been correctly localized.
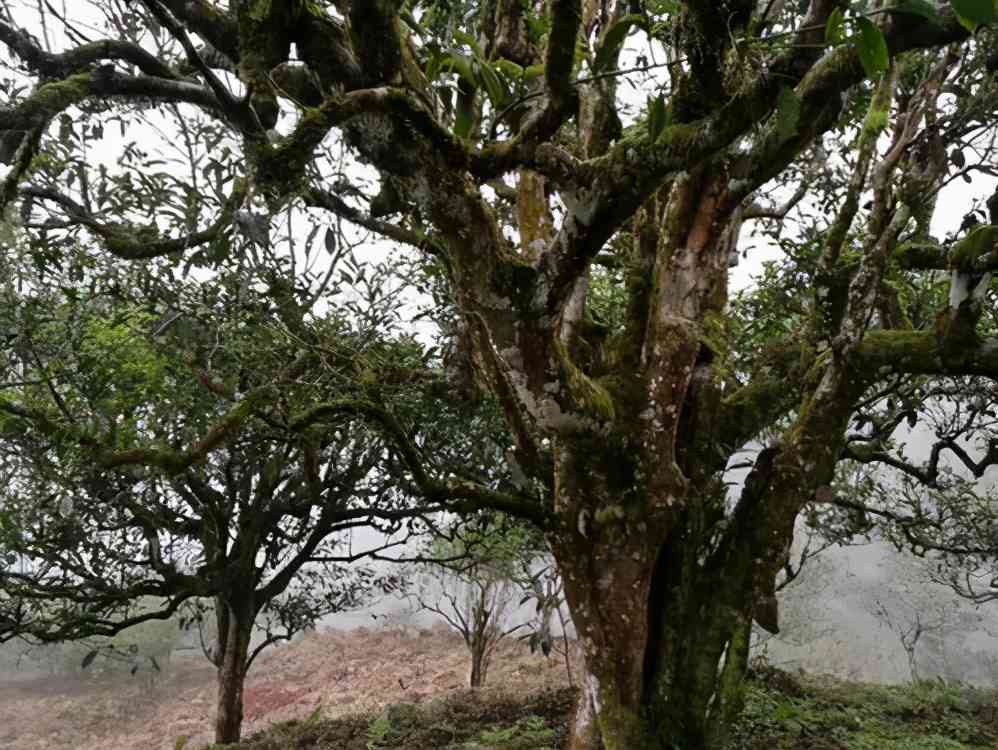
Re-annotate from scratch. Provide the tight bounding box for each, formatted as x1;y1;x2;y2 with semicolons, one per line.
729;82;842;209
818;70;895;281
0;69;226;172
253;87;470;195
267;63;323;107
673;0;755;116
233;0;298;129
552;338;616;422
159;0;240;64
0;124;41;211
896;239;948;269
349;0;405;86
294;10;364;93
99;385;276;475
545;0;581;108
853;329;998;377
533;14;968;300
0;72;95;134
948;224;998;271
0;19;178;80
3;365;293;479
720;376;798;453
895;226;998;273
22;180;248;260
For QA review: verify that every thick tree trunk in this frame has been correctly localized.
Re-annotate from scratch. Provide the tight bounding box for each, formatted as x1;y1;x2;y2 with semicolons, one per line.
214;603;254;745
555;531;754;749
550;433;785;750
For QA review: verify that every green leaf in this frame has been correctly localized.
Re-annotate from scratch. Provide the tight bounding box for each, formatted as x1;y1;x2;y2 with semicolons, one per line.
247;0;271;22
81;649;99;669
454;94;475;139
891;0;941;21
594;15;643;73
950;0;996;29
775;87;801;142
424;50;444;83
453;30;485;60
647;93;667;142
825;7;846;44
523;64;545;81
477;62;509;107
854;17;890;77
442;52;477;89
493;59;524;80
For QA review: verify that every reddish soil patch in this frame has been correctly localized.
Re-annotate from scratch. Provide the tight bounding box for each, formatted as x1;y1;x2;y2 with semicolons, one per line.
0;626;577;750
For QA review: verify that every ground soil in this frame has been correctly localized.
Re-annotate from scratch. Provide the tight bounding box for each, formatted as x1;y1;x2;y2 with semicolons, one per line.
0;625;575;749
2;626;995;749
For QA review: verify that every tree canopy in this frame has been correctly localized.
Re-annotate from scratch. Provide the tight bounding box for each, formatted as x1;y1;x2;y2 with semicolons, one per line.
1;2;998;748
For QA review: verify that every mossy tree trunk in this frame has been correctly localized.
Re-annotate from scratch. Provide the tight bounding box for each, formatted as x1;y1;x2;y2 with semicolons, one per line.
0;3;981;750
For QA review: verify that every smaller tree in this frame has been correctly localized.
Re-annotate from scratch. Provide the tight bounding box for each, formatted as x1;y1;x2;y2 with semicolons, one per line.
409;518;545;688
862;550;983;683
0;253;415;743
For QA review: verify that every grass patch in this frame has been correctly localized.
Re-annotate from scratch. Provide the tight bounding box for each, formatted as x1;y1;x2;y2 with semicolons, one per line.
731;668;997;749
215;671;997;749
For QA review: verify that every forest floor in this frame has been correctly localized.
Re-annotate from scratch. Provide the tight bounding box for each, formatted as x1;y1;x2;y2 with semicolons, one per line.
1;626;995;750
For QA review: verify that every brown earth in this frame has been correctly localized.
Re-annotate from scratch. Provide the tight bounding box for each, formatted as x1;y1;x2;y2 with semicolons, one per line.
0;625;577;750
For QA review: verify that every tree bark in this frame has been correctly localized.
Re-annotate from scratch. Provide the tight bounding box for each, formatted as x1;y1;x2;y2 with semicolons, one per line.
469;640;489;688
553;508;755;750
214;601;254;745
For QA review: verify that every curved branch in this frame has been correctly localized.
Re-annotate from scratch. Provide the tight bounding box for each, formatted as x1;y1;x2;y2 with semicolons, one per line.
830;496;997;556
533;11;970;317
302;185;444;255
0;19;179;79
157;0;239;64
21;179;247;260
288;399;551;526
854;330;998;378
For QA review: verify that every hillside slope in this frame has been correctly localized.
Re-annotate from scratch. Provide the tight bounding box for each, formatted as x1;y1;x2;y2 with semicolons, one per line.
1;626;570;750
2;626;995;750
224;662;998;750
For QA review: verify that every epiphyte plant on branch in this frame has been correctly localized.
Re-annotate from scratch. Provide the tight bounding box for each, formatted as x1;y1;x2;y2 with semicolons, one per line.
1;0;998;748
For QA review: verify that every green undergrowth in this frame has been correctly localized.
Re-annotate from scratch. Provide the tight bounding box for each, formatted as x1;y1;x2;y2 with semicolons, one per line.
731;664;997;749
203;669;997;750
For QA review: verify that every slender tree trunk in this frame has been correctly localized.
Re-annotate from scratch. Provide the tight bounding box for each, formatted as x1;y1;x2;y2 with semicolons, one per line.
469;640;489;688
906;648;920;683
214;602;254;745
